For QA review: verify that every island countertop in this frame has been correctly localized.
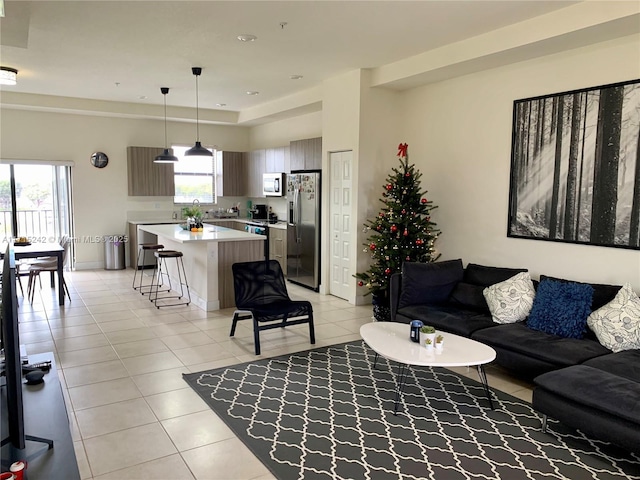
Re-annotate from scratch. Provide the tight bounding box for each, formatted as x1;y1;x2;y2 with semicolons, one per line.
139;223;264;243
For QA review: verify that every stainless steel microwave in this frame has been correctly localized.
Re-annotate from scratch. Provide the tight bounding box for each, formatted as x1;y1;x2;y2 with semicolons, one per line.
263;172;285;197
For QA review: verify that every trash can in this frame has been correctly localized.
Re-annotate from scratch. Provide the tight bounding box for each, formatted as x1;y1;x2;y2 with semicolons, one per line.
104;235;126;270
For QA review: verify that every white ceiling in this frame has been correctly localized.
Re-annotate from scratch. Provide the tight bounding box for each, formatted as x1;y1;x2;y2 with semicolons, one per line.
0;0;583;118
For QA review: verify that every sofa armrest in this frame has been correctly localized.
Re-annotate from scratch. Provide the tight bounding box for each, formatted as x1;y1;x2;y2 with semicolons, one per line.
389;273;402;322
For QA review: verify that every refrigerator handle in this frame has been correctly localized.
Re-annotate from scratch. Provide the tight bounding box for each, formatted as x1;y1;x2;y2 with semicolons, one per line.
295;187;302;241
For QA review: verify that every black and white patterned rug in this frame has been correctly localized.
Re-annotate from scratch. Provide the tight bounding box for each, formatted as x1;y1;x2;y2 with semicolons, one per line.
183;341;640;480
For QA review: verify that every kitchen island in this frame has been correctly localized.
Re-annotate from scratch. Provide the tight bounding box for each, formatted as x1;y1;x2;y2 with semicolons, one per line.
138;224;265;311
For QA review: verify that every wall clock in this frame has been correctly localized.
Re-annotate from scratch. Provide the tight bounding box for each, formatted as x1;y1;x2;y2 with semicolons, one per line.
90;151;109;168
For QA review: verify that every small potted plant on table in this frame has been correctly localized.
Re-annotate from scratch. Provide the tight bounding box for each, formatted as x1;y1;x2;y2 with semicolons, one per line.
420;325;436;349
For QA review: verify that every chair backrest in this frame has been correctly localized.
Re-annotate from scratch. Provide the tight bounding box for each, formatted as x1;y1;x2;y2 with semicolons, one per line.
232;260;290;308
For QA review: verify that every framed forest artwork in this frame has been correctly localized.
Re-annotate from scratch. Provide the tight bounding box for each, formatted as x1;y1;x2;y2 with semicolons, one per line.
508;79;640;250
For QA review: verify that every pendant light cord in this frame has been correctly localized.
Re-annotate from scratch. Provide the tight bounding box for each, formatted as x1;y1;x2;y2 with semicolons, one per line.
163;94;169;148
195;74;200;142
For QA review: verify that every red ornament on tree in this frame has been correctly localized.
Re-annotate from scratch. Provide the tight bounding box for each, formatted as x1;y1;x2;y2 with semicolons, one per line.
358;281;364;287
416;239;423;245
384;268;391;275
405;172;410;177
390;225;397;233
369;243;376;250
403;229;408;236
421;198;427;204
401;209;406;214
406;256;411;261
386;184;393;191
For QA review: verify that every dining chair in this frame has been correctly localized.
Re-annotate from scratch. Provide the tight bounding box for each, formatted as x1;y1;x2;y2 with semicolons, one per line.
230;259;315;355
26;237;71;303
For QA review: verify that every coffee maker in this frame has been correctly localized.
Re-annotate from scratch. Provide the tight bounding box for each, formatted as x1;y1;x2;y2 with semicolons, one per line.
250;204;268;221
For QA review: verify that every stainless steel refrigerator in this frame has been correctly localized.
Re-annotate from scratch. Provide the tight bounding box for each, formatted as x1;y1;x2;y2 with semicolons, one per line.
287;172;320;291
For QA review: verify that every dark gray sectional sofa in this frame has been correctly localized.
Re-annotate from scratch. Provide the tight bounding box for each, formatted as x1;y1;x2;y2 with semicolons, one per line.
389;259;640;454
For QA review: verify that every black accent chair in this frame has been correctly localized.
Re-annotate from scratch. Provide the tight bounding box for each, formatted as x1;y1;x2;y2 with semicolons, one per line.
230;260;315;355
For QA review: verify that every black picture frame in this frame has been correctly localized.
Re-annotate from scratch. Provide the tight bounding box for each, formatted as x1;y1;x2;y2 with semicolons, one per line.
507;78;640;250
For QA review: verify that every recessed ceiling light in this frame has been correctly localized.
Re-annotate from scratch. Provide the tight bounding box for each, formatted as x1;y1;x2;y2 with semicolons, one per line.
246;91;259;96
139;95;148;100
237;34;257;42
216;103;227;107
289;75;303;80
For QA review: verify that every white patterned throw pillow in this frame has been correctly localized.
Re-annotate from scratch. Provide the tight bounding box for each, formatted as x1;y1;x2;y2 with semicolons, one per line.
483;272;536;324
587;283;640;352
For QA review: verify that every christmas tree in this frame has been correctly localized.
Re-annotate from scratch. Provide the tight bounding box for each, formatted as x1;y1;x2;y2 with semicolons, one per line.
355;143;440;317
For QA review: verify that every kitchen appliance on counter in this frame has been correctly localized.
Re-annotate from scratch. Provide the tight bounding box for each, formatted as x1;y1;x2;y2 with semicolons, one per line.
263;172;285;197
287;172;320;291
250;204;268;221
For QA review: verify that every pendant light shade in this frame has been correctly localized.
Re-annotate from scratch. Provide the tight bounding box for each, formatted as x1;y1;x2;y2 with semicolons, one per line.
154;87;179;163
185;67;212;158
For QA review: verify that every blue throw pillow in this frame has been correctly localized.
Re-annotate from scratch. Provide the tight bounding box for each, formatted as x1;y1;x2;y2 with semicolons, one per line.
527;279;594;339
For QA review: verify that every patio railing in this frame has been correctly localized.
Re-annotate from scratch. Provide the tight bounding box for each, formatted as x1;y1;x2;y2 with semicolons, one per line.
1;209;55;239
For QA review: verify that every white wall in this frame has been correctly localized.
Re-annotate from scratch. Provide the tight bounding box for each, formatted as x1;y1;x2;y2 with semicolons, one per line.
401;34;640;290
248;111;322;149
0;109;249;268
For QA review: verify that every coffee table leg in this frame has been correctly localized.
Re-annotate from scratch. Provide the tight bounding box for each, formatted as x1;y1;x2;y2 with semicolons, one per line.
393;363;409;415
373;352;379;369
476;365;494;409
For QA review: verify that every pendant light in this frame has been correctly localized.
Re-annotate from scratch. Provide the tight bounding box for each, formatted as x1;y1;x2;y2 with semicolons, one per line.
185;67;212;158
154;87;179;163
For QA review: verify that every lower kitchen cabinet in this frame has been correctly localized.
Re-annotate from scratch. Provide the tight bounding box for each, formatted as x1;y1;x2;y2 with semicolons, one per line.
269;227;287;274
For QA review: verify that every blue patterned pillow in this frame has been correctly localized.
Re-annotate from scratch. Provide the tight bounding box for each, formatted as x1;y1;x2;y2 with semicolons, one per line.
527;279;594;339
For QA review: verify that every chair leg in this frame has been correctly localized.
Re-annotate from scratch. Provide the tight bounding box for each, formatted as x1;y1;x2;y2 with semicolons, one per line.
308;313;316;345
16;274;24;296
253;316;261;355
230;312;239;337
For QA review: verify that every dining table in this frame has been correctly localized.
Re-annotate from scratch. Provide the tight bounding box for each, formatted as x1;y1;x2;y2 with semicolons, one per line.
1;242;65;306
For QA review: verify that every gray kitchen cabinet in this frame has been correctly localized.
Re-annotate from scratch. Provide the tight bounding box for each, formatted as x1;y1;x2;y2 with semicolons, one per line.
269;227;287;274
216;151;246;197
245;149;266;198
127;146;175;196
289;137;322;171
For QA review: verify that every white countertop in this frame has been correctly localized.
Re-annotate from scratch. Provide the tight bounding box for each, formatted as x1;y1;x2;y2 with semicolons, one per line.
130;219;287;230
139;224;265;243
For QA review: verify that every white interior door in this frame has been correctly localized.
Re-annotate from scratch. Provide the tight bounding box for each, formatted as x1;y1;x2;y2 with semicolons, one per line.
329;151;353;301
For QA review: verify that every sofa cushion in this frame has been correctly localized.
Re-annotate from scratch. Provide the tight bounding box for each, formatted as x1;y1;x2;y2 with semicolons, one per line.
587;283;640;353
463;263;528;287
534;365;640;425
526;279;593;339
539;275;621;311
583;350;640;383
398;259;463;308
472;323;610;367
396;304;494;337
483;272;535;324
448;282;489;313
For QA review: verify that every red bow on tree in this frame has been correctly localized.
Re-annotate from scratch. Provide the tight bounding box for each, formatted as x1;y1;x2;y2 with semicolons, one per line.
397;143;408;158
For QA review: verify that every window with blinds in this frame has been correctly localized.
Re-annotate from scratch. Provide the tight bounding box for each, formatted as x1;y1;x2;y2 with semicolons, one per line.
172;145;216;204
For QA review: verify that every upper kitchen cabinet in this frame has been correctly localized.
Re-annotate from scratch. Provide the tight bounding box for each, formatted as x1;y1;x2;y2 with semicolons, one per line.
245;149;266;198
265;146;287;173
127;146;175;196
290;137;322;171
216;151;246;197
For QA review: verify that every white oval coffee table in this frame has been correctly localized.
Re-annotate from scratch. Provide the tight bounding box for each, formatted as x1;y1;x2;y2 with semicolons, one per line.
360;322;497;413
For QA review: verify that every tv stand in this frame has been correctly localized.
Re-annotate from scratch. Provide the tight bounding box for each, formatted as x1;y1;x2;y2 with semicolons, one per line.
1;353;79;479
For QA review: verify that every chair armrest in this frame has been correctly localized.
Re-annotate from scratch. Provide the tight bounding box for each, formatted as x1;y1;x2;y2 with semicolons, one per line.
389;273;402;322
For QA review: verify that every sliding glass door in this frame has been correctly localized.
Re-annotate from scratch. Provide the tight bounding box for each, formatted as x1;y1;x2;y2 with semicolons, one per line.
0;163;74;264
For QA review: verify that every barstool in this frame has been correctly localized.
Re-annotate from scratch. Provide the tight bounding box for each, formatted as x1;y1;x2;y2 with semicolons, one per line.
132;243;166;295
149;250;191;308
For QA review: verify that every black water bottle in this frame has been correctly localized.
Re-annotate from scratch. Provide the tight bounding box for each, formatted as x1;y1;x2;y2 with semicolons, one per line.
410;320;423;343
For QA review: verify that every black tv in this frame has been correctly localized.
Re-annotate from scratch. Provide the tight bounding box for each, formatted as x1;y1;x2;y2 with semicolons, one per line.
1;243;25;449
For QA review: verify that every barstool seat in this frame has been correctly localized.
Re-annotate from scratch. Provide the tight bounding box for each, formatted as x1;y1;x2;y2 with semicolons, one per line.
132;243;165;294
149;249;190;308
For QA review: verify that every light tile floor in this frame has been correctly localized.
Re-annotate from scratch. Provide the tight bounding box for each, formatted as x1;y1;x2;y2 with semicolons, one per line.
18;269;533;480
